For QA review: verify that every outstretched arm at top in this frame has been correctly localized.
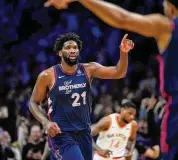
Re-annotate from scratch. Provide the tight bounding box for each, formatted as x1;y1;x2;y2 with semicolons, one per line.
78;0;171;39
44;0;172;39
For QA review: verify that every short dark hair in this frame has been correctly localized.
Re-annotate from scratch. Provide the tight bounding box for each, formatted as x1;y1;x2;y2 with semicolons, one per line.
54;32;83;54
121;101;136;109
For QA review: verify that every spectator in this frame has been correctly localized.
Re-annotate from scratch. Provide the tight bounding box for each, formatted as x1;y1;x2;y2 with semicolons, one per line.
22;125;45;160
0;130;21;160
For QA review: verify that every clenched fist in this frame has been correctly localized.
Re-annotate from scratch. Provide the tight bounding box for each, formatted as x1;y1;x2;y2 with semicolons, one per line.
44;121;61;137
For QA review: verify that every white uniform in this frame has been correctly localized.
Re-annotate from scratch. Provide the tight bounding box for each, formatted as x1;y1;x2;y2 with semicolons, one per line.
93;113;133;160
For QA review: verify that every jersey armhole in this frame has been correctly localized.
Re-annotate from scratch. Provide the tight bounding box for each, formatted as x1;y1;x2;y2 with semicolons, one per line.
48;66;57;93
81;64;92;84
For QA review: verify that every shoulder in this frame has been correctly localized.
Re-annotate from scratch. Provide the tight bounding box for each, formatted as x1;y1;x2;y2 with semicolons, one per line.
151;14;172;36
129;121;137;140
96;115;112;130
99;115;111;124
146;14;171;25
145;14;172;36
131;121;138;131
38;67;54;79
37;67;54;84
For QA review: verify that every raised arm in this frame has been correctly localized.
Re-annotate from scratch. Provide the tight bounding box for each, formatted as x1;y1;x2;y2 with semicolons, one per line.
86;34;133;79
29;68;61;137
78;0;172;39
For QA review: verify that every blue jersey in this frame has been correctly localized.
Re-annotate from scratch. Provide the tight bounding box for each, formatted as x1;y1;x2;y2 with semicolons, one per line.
157;18;178;96
47;63;92;131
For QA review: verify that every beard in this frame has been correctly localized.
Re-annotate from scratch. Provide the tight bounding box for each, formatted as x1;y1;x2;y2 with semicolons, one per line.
123;118;130;124
62;54;79;66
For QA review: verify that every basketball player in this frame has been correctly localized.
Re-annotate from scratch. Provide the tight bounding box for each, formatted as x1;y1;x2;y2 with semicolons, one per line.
44;0;178;159
92;101;137;160
29;32;134;160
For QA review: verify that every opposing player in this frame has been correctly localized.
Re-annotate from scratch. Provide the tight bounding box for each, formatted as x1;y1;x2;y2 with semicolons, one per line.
92;101;137;160
44;0;178;159
29;32;134;160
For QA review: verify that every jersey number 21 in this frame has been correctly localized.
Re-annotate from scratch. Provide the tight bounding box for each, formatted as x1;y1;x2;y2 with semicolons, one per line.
71;91;86;107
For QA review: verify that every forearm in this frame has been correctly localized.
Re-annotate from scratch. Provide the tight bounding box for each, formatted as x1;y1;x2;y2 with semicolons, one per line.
116;52;128;78
29;101;49;127
91;125;100;137
126;140;135;158
78;0;128;28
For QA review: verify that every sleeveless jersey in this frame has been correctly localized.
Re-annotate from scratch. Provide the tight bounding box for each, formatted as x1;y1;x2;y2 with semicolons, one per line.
96;113;133;158
47;63;92;131
158;18;178;95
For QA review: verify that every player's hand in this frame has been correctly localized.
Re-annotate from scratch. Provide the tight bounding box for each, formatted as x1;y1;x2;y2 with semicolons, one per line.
98;149;112;157
44;0;75;9
120;34;134;53
45;121;61;137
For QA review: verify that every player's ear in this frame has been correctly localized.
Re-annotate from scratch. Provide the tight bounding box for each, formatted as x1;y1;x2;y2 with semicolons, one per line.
58;51;62;57
120;108;124;113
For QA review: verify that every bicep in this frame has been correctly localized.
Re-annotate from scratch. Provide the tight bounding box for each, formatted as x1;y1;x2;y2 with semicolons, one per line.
121;13;171;38
30;73;48;104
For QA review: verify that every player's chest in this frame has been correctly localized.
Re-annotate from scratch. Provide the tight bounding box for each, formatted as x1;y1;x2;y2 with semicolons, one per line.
105;127;130;140
54;75;88;96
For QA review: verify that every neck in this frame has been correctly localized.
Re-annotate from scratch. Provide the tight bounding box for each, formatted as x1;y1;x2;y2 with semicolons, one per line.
61;61;78;74
117;115;127;127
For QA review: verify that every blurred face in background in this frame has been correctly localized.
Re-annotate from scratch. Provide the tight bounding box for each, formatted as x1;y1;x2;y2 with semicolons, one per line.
0;132;5;146
59;40;79;66
30;125;42;142
120;107;136;124
0;131;11;146
103;107;113;116
138;119;148;135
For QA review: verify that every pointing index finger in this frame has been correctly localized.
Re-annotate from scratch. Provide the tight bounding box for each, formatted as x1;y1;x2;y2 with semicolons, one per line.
121;34;128;43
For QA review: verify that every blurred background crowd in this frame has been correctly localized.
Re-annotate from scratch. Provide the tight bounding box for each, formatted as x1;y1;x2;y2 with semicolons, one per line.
0;0;166;159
